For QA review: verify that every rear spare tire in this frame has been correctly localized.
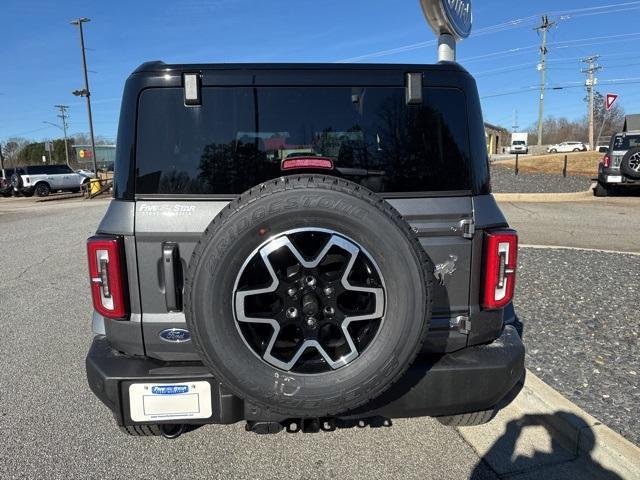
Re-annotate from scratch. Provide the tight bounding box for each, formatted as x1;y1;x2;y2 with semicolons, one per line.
620;147;640;179
185;175;433;418
10;173;23;190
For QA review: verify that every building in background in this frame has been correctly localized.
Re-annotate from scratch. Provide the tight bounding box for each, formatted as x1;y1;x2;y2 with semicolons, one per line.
623;114;640;132
484;123;509;155
72;144;115;171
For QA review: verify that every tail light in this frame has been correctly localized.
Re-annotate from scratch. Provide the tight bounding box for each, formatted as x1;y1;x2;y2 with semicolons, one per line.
482;229;518;310
87;236;128;319
602;153;611;168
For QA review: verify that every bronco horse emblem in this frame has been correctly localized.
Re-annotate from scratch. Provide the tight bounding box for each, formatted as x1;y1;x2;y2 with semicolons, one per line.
434;254;458;286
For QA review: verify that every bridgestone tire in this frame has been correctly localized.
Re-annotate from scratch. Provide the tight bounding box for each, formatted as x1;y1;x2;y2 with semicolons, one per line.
436;409;496;427
620;147;640;179
185;175;433;418
594;183;610;197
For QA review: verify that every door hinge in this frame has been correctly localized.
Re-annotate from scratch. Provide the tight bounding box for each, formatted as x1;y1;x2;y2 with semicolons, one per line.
459;218;475;239
451;315;471;335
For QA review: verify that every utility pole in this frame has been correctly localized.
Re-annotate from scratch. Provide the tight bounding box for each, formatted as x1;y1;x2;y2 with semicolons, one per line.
55;105;71;167
581;55;602;151
70;18;98;174
534;16;556;146
512;109;519;132
0;142;5;178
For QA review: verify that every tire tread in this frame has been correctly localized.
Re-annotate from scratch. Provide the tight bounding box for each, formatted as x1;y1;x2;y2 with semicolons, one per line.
185;175;434;417
436;409;496;427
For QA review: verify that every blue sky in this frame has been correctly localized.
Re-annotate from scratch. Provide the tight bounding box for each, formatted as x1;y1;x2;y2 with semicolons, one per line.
1;0;639;142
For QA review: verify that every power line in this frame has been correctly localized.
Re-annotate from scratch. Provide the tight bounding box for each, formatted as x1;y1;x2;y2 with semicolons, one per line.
534;16;556;146
472;51;640;77
337;2;640;62
480;78;640;99
461;32;640;65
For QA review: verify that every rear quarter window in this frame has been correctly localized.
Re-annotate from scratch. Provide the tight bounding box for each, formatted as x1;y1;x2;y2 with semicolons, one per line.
613;135;640;150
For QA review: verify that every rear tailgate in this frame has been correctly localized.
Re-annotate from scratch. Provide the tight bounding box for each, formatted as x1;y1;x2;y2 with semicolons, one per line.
134;197;475;360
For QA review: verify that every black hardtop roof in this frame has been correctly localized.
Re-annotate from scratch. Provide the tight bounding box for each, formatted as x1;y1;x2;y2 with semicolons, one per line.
17;164;72;170
132;60;469;75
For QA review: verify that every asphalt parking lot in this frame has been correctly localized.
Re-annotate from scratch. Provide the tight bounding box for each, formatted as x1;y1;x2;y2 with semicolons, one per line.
517;247;640;445
0;198;496;480
0;195;638;479
500;197;640;253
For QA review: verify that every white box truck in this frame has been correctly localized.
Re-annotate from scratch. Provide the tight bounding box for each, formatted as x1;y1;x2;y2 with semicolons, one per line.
509;133;528;154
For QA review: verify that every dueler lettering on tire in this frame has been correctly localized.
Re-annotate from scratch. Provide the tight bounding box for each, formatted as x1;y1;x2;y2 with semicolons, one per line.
185;175;434;417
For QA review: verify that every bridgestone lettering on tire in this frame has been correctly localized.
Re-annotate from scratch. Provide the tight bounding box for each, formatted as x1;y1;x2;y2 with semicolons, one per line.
185;175;433;417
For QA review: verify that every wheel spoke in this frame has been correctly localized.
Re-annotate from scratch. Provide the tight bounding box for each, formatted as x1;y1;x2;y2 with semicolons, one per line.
234;229;385;373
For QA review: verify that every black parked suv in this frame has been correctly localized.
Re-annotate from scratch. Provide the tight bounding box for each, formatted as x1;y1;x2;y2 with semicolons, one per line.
595;130;640;196
1;168;15;197
86;62;524;437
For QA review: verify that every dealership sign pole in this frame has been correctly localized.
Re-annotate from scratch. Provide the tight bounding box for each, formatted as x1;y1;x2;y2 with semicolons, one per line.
419;0;472;61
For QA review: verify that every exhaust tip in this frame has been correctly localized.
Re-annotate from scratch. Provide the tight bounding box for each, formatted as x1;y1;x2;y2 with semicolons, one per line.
160;424;185;439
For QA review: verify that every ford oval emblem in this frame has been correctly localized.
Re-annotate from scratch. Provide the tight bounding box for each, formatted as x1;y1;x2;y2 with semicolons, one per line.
442;0;472;39
419;0;473;41
159;328;191;343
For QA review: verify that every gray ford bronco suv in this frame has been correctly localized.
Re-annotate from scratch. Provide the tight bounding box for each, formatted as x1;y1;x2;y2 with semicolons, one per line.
595;130;640;196
86;62;524;437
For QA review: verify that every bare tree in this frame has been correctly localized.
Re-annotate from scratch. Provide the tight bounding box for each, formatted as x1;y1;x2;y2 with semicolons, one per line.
70;132;115;146
2;137;30;167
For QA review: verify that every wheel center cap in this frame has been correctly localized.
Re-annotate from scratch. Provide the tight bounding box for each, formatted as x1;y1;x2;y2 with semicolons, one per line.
301;292;320;317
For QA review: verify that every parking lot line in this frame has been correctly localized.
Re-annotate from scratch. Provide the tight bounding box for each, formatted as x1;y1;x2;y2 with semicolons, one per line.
520;243;640;256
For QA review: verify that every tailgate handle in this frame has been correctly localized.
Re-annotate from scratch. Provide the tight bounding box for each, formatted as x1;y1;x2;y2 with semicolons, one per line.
162;243;182;312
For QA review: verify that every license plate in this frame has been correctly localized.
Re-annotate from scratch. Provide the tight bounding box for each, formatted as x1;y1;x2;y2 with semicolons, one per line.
129;381;212;422
606;175;622;183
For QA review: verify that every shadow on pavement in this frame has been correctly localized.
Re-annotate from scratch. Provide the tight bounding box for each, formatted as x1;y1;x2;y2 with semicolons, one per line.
470;412;622;480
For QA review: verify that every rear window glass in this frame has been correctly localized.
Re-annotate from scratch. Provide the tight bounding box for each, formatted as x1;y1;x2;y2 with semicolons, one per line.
135;86;471;195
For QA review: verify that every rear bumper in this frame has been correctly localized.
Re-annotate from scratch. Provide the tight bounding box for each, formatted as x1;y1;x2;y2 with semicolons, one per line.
597;174;640;186
86;325;525;426
598;167;640;185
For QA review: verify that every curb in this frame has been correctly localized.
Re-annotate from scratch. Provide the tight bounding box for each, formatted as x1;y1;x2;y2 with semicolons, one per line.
493;184;595;202
514;370;639;479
